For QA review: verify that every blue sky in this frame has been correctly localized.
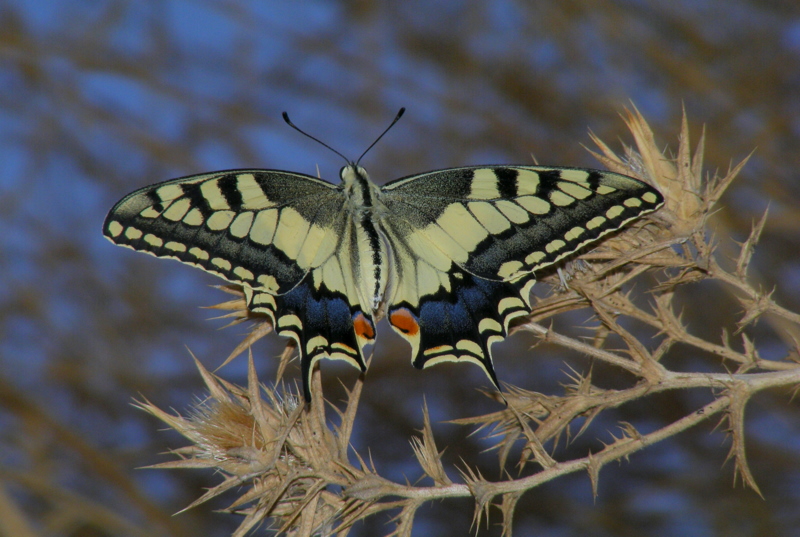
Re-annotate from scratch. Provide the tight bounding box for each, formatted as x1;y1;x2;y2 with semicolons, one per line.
2;2;800;536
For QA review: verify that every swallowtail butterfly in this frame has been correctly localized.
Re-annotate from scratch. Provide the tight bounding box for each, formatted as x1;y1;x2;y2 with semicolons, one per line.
104;110;663;401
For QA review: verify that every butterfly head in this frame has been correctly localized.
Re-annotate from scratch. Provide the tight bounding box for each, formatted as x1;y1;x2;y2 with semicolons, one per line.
341;164;383;212
340;164;369;186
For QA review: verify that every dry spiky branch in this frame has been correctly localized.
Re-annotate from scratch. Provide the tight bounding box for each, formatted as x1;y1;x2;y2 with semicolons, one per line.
138;108;800;536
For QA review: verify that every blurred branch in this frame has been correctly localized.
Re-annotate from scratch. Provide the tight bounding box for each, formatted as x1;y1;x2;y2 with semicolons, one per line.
0;377;181;537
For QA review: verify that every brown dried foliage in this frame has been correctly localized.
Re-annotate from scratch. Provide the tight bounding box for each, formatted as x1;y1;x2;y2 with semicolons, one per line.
141;109;800;536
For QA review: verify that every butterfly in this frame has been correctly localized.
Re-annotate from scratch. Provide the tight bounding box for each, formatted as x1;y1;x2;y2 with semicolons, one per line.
104;109;663;402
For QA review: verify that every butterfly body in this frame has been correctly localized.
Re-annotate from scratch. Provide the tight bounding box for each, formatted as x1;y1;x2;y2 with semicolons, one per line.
105;161;663;401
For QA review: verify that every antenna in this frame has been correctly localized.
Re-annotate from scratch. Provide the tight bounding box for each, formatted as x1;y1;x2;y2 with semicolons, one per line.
282;112;350;165
356;107;405;165
281;108;406;166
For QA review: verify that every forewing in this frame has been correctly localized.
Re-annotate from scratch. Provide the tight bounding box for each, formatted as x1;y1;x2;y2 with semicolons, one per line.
381;165;663;282
104;169;343;295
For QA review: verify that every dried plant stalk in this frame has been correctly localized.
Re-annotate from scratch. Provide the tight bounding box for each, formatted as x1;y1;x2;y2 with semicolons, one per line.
140;108;800;536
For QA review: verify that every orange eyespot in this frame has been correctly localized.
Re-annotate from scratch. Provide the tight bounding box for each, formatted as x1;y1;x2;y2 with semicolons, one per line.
352;312;375;340
389;307;420;337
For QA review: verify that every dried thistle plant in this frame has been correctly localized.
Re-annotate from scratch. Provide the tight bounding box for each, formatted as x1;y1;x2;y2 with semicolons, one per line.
139;108;800;536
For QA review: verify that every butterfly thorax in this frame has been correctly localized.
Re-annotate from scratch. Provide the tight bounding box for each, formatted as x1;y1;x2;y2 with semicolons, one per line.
339;165;392;317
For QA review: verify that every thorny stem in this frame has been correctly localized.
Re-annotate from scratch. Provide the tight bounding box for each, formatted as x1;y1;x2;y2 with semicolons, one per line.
143;108;800;536
374;366;800;501
539;284;798;372
709;257;800;326
517;321;645;376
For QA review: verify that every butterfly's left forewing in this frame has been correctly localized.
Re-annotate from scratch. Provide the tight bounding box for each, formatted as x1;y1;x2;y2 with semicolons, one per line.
379;166;663;387
104;170;346;293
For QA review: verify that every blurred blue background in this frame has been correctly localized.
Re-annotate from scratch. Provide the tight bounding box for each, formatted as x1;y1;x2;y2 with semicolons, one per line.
1;1;800;536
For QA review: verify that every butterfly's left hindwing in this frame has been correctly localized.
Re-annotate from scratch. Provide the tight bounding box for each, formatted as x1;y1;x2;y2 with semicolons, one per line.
249;281;373;400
